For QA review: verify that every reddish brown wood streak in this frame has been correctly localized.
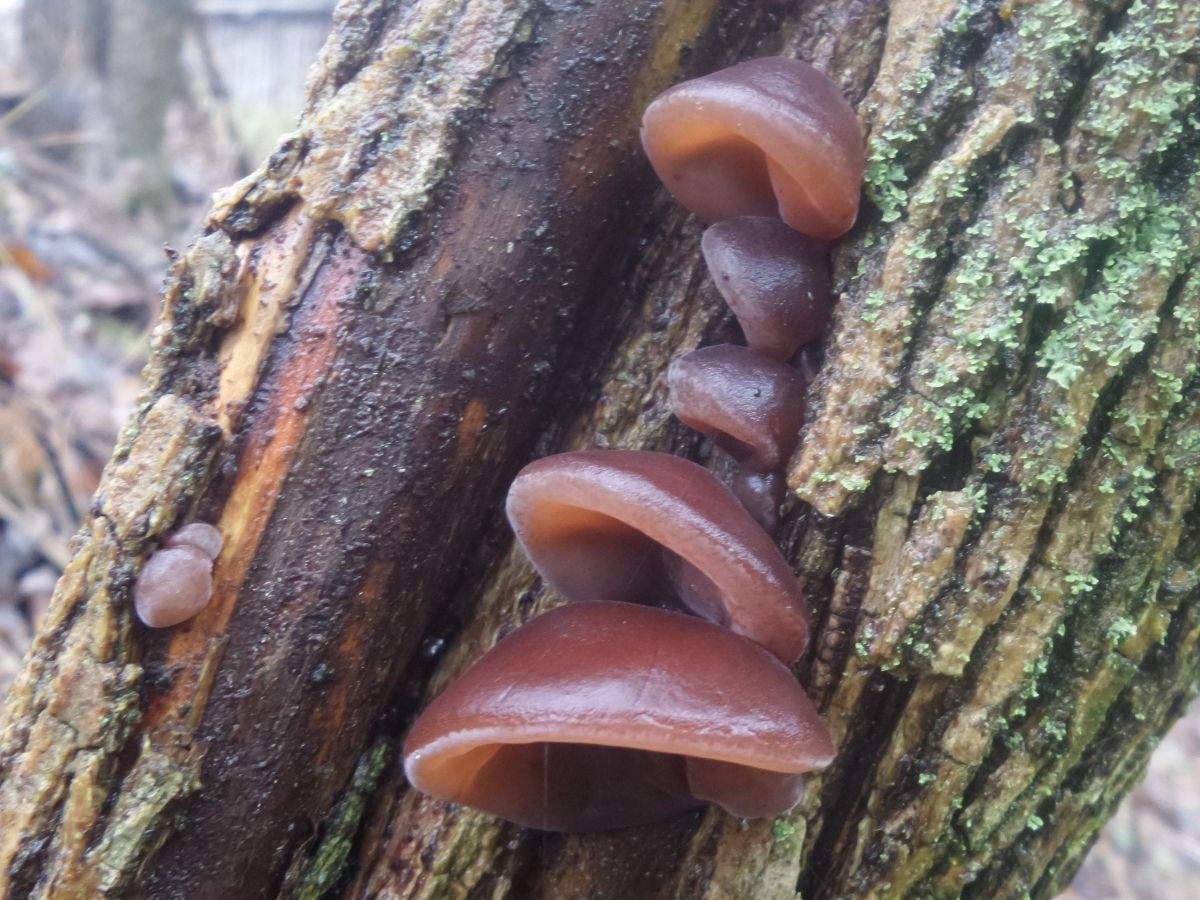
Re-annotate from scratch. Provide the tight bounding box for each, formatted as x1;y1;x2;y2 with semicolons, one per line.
144;239;363;729
138;2;726;893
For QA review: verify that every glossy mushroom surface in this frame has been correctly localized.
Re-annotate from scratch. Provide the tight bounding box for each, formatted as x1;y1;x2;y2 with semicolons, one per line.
701;217;833;359
667;344;807;471
731;470;788;532
134;523;222;628
166;522;224;559
640;57;864;238
403;602;833;831
506;449;810;661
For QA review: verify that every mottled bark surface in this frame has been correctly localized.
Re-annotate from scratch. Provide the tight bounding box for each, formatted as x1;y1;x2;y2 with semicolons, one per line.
0;0;1197;898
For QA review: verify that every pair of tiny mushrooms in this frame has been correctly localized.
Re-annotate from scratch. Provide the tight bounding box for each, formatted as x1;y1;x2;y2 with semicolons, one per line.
135;56;865;832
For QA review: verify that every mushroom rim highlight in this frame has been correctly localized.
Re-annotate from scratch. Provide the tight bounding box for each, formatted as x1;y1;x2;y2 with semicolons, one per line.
640;57;865;239
403;601;833;831
505;448;810;663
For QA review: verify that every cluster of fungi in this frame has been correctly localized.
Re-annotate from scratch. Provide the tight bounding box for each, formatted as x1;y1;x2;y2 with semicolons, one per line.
133;522;223;628
403;57;865;831
129;55;865;834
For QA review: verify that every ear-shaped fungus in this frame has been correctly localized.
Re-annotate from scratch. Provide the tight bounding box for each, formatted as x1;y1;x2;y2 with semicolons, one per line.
506;448;809;662
403;602;834;832
701;217;834;359
403;53;859;836
640;57;864;238
667;344;807;471
134;522;223;628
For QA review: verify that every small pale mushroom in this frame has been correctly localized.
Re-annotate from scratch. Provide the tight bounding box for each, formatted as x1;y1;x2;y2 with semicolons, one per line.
505;448;810;662
701;216;834;360
402;601;834;831
640;57;865;239
134;522;223;628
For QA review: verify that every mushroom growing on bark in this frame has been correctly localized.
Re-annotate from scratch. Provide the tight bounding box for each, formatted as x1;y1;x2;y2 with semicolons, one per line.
667;344;809;528
403;602;834;831
667;344;807;472
133;522;223;628
506;448;810;663
640;57;865;238
700;216;834;358
402;55;863;834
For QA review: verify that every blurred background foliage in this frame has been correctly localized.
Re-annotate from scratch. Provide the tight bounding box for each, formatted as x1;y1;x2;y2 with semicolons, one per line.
0;2;1192;897
0;0;331;690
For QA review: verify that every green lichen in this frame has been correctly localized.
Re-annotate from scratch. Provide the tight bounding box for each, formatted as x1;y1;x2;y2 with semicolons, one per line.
1041;718;1067;743
1105;616;1137;646
287;740;391;900
996;0;1092;117
772;819;797;843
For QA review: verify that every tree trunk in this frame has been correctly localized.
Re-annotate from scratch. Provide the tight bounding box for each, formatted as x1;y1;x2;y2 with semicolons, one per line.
1;0;1197;898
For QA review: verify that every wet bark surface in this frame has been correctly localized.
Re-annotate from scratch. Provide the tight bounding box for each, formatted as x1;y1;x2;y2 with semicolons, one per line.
0;0;1196;898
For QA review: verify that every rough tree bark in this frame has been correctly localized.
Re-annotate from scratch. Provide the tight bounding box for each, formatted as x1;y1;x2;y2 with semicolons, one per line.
1;0;1197;898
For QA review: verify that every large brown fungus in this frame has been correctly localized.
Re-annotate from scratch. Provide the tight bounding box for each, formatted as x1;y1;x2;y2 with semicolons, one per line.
403;602;834;832
641;58;864;238
402;54;863;834
506;448;810;663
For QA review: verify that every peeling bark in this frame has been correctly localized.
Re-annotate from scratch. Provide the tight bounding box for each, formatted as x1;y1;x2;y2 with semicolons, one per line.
0;0;1197;898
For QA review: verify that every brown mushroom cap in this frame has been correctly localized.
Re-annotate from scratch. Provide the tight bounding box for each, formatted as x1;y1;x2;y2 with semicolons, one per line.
728;470;786;531
640;57;864;238
506;449;809;662
667;344;807;472
403;602;833;831
133;523;222;628
701;217;833;360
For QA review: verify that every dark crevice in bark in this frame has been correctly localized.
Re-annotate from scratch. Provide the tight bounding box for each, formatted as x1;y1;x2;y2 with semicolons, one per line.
801;672;916;899
1048;0;1134;147
794;476;884;688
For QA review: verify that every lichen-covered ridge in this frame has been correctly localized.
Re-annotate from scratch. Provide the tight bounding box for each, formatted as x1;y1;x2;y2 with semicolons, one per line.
787;0;1200;896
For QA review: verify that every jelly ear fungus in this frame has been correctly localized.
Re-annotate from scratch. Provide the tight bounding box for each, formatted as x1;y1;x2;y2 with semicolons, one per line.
667;214;838;531
701;217;832;360
640;57;864;239
403;602;834;831
402;56;863;832
505;449;809;662
133;523;224;628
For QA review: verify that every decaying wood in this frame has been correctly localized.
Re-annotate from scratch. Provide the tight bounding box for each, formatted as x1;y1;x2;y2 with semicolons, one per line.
0;0;1197;898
